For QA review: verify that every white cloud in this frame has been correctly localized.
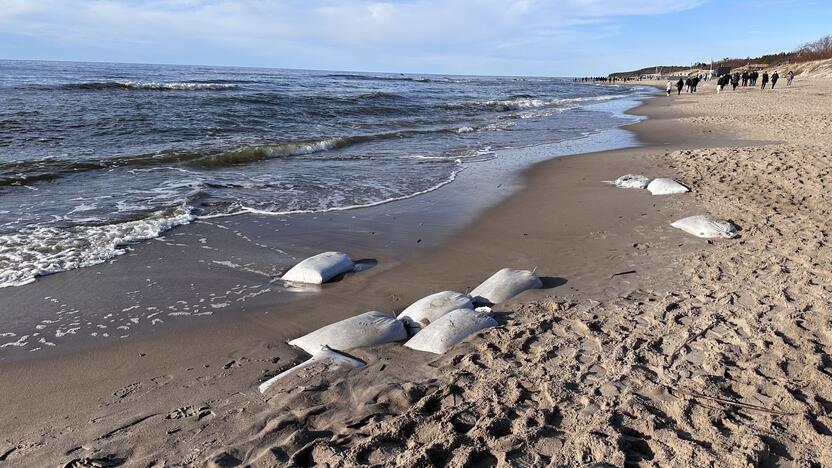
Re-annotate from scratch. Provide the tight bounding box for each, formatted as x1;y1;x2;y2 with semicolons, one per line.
0;0;706;72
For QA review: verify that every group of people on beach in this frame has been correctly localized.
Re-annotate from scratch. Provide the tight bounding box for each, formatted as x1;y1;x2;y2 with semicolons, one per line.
666;76;702;95
665;70;795;96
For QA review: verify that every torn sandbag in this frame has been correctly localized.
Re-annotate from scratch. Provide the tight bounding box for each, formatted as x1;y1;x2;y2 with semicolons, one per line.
404;308;498;354
646;178;689;195
288;311;408;355
281;251;355;284
469;268;542;306
611;174;652;189
397;291;473;334
258;345;364;393
671;215;738;239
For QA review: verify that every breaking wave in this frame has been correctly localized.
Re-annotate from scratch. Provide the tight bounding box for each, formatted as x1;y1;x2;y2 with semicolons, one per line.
57;81;239;91
440;94;630;112
0;127;481;186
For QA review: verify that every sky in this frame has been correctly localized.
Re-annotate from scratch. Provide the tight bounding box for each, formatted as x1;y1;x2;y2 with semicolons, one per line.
0;0;829;76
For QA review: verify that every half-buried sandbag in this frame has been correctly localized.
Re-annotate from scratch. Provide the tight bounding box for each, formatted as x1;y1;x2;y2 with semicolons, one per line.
671;215;738;239
288;311;408;355
612;174;652;189
469;268;543;306
404;308;498;354
646;178;689;195
397;291;473;335
281;251;355;284
258;345;364;393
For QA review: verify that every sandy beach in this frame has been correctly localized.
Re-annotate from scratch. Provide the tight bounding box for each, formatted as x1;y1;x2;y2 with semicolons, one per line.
2;78;831;467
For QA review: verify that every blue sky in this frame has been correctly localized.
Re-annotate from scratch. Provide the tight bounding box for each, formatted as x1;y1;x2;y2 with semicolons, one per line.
0;0;829;76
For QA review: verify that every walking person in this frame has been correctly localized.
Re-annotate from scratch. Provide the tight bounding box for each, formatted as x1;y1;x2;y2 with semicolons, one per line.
731;72;740;91
676;78;684;95
771;71;779;89
666;80;672;96
761;72;769;89
786;71;794;87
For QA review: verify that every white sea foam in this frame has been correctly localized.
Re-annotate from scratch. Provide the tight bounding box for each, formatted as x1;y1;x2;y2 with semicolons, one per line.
0;204;194;288
200;161;465;220
1;335;29;348
445;93;629;113
115;81;237;90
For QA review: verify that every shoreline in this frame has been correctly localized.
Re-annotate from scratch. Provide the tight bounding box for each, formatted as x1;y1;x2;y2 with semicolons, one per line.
5;79;830;465
0;90;650;364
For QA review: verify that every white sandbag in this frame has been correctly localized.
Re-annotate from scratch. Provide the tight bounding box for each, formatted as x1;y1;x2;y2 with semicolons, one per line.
469;268;543;305
281;251;355;284
397;291;473;334
258;345;364;393
671;215;738;239
404;308;498;354
288;311;408;355
612;174;652;189
646;178;689;195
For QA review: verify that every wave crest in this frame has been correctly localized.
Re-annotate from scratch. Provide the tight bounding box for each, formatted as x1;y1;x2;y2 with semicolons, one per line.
0;125;483;185
60;81;238;91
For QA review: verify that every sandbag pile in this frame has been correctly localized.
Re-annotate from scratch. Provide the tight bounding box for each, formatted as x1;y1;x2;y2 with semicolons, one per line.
281;251;355;284
671;215;738;239
606;175;741;238
608;174;689;195
260;268;543;392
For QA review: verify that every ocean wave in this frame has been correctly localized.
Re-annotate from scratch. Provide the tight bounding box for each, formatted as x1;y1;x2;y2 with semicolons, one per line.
193;137;360;168
440;97;558;112
57;81;239;91
440;93;630;113
0;138;354;186
198;160;465;220
0;126;480;186
561;94;629;103
324;73;438;83
0;204;194;288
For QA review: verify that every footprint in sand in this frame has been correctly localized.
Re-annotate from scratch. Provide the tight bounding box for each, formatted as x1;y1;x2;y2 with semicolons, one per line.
165;405;212;420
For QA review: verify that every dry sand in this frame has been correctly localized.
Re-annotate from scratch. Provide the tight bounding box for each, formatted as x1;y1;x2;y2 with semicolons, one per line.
2;80;831;467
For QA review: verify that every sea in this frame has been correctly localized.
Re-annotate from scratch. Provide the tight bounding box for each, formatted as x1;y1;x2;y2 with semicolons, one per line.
0;60;649;289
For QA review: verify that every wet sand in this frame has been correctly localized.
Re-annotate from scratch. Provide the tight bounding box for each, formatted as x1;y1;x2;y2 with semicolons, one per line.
2;80;831;466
